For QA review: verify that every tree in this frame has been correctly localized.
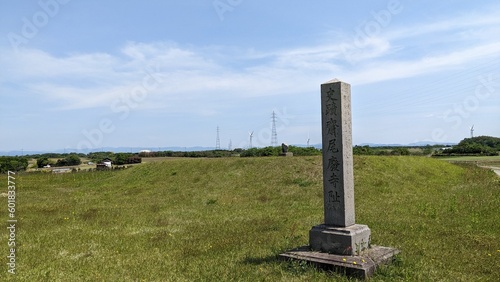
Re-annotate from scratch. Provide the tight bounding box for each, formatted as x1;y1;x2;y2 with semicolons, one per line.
87;152;114;163
113;153;142;165
36;157;51;168
391;147;410;155
66;154;82;166
114;153;129;165
422;145;433;155
353;145;374;155
0;157;28;173
289;145;321;156
55;154;81;167
434;136;499;156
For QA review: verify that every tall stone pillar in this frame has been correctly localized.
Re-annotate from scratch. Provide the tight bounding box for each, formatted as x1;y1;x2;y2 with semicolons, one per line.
309;79;370;255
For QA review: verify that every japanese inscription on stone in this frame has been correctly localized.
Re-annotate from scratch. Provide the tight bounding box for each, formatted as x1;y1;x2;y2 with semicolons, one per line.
321;80;355;227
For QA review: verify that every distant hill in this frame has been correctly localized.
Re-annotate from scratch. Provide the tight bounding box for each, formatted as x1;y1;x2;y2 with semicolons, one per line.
458;136;500;150
0;146;216;156
436;136;500;156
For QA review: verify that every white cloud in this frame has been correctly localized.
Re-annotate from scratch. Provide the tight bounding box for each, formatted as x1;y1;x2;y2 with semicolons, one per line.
345;42;500;85
2;7;500;115
1;48;120;81
386;10;500;41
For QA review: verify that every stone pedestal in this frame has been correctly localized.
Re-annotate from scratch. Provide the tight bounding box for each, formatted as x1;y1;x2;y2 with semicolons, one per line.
279;245;400;279
309;224;371;255
279;152;293;157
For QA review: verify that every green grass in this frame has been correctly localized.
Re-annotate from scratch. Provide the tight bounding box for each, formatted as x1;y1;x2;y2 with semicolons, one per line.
435;156;500;172
1;156;499;281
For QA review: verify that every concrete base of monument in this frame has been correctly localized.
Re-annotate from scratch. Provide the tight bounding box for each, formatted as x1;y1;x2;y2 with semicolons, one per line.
309;224;371;255
279;152;293;157
281;224;399;278
279;245;400;279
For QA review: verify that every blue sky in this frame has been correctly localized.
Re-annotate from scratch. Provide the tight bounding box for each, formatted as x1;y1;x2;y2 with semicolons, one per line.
1;0;499;152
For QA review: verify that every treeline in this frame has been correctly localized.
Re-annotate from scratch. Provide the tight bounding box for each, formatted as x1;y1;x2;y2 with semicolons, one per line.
138;150;234;158
37;154;82;168
0;157;29;173
12;138;495;173
137;146;321;158
240;146;321;157
352;145;437;156
434;136;500;156
29;152;87;159
113;153;142;165
33;152;142;168
86;152;142;165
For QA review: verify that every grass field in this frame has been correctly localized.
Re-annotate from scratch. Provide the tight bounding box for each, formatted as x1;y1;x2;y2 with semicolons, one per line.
1;156;499;281
27;156;183;173
436;155;500;163
436;156;500;176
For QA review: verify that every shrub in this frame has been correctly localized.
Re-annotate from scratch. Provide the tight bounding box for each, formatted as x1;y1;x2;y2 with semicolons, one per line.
0;156;28;173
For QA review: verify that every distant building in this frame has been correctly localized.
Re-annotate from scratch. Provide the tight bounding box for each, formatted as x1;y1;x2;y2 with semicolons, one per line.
102;158;112;168
52;168;71;174
139;150;152;157
96;158;112;170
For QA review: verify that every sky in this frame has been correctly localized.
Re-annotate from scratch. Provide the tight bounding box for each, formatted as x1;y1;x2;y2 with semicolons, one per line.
1;0;499;152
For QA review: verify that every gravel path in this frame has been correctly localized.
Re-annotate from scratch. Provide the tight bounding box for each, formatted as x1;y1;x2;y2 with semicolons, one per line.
478;165;500;177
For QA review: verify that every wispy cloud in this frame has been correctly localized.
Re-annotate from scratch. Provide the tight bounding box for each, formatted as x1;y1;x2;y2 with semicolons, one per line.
345;42;500;85
2;6;499;115
385;8;500;41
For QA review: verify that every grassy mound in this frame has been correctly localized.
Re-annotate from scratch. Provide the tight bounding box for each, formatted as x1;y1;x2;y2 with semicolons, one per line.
1;156;499;281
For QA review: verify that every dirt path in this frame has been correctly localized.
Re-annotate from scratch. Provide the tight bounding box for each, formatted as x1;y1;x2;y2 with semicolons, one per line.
478;165;500;177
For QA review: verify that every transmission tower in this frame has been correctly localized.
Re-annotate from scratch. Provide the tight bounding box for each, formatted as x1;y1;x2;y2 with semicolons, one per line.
216;126;221;150
271;111;278;146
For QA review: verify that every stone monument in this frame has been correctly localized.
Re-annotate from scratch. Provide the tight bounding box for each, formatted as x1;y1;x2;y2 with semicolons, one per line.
309;79;370;254
280;143;293;157
280;79;399;278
